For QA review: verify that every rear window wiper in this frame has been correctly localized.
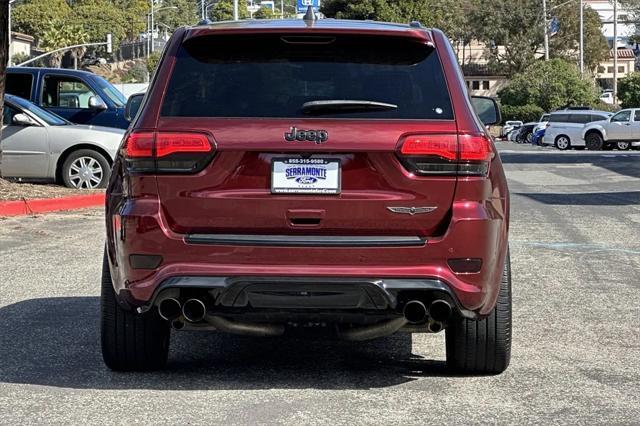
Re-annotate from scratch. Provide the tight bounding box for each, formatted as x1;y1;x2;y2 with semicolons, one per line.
301;100;398;115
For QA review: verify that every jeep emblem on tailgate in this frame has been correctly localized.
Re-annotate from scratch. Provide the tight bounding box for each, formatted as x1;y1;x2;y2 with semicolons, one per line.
284;127;328;144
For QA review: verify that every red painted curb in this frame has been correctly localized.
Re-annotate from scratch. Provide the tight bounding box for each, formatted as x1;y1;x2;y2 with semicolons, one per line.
0;193;105;217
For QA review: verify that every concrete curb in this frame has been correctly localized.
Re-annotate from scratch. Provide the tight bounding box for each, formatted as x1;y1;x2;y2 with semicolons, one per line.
0;193;105;217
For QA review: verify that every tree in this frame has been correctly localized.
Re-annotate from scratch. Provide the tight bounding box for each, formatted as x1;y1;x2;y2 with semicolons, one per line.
39;22;74;67
254;6;275;19
467;0;543;76
209;0;250;21
617;73;640;108
155;0;198;30
498;59;599;112
10;0;72;40
548;2;609;72
321;0;469;36
73;0;129;46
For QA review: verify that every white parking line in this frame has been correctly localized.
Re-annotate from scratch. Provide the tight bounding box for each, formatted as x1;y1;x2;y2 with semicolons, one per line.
498;150;640;156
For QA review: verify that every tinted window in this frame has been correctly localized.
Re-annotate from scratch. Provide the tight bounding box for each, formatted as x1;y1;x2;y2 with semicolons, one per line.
611;110;631;122
9;96;69;126
569;114;591;124
549;114;570;123
94;76;126;107
6;73;34;100
2;104;19;125
161;35;453;119
591;114;609;122
42;75;99;109
634;111;640;122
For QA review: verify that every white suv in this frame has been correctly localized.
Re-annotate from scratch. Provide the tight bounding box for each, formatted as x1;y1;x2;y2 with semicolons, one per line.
582;108;640;150
543;110;612;150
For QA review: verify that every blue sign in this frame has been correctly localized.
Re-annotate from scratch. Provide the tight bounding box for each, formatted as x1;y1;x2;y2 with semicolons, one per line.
297;0;320;13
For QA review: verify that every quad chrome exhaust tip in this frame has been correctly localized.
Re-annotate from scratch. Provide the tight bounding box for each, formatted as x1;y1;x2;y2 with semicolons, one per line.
158;298;182;321
182;298;207;323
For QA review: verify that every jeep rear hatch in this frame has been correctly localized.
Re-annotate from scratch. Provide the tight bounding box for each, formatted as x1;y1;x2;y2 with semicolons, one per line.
131;33;492;237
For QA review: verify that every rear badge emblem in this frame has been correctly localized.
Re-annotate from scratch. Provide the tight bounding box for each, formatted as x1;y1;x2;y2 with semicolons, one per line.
284;127;328;144
387;206;438;215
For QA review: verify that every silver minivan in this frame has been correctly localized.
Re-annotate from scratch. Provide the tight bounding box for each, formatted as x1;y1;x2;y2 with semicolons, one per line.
543;110;612;150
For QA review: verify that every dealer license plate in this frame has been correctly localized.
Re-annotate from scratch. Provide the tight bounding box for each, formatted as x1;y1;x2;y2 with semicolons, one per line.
271;158;341;194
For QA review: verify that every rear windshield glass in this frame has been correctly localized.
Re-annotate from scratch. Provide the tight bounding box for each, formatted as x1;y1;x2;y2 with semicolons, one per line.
161;34;453;120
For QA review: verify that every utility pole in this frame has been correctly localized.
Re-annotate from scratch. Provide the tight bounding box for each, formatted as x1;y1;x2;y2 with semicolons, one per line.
543;0;549;60
579;0;584;76
201;0;205;20
233;0;238;20
613;0;618;103
281;0;284;18
150;0;155;53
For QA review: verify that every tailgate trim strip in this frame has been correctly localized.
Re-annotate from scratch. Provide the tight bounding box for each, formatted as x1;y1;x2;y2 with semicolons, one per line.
185;234;426;247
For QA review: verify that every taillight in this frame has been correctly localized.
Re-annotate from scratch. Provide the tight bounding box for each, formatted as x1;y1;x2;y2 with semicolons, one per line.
397;133;494;176
123;131;215;173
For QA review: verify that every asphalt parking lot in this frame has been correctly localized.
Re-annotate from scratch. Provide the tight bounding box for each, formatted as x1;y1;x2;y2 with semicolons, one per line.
0;144;639;424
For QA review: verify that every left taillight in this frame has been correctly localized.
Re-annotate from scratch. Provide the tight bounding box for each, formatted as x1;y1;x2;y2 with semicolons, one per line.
397;133;494;177
123;131;215;173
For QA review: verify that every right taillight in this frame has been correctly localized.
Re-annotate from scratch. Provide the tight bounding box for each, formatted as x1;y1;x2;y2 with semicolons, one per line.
397;133;494;176
123;131;215;173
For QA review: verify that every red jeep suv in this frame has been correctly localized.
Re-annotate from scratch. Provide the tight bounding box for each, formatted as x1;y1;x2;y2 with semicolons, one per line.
101;18;512;374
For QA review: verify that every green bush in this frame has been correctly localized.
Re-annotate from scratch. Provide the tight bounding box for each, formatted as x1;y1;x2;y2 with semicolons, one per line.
617;73;640;108
146;51;162;77
11;52;30;66
254;7;275;19
498;59;598;111
123;63;148;83
501;104;545;123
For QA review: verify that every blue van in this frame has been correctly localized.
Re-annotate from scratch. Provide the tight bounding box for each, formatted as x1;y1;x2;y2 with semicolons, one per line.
5;67;129;129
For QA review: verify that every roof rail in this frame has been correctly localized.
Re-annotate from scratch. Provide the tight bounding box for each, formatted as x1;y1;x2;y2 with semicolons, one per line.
409;21;423;28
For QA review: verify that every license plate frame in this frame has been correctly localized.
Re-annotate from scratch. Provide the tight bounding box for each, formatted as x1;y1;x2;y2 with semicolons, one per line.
271;158;341;195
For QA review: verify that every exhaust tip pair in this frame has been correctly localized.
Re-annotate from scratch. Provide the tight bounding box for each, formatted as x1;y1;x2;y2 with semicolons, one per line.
158;297;207;323
402;299;453;329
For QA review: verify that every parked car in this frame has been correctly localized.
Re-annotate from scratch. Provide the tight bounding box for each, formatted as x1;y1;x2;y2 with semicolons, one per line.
515;122;537;143
501;120;523;138
582;108;640;150
532;113;550;134
600;90;614;105
101;19;512;374
532;128;545;146
0;94;124;188
542;110;612;150
5;67;129;129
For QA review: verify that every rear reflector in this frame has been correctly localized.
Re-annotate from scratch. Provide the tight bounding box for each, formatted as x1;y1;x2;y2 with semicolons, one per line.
123;131;214;173
448;258;483;274
397;133;494;176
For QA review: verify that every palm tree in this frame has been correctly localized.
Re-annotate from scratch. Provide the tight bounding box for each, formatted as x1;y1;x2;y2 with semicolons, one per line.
39;23;72;68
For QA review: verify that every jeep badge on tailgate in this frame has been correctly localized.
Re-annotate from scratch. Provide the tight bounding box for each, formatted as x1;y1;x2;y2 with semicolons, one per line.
284;127;329;144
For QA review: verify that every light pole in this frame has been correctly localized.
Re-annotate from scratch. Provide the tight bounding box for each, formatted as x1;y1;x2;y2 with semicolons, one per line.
8;0;16;66
233;0;238;20
579;0;584;76
148;5;178;55
542;0;549;60
613;0;618;103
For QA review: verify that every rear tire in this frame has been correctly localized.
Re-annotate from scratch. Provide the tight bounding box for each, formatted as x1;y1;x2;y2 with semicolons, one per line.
554;136;571;150
616;141;630;150
585;132;604;150
62;149;111;189
446;250;512;374
101;250;170;371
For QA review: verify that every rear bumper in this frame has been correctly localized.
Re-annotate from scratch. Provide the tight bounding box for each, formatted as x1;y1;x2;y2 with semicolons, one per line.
106;196;508;316
138;275;478;320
